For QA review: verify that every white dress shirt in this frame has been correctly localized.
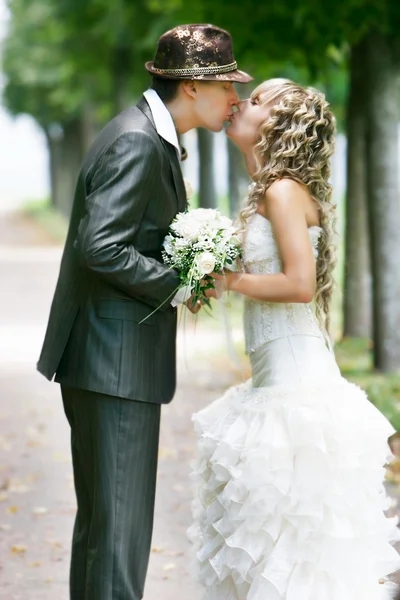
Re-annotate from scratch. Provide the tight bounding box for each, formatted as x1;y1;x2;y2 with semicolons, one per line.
143;89;181;159
142;89;191;306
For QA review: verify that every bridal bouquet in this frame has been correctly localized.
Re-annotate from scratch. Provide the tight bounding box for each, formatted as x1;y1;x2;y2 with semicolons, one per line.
162;208;242;307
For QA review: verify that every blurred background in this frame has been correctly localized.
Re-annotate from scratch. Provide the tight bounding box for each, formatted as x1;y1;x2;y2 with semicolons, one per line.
1;0;400;597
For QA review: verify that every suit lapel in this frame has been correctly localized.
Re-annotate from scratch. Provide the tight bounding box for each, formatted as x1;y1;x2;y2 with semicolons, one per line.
161;138;187;213
137;97;187;213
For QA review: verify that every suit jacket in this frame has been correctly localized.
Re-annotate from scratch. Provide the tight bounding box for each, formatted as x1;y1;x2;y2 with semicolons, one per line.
37;98;187;404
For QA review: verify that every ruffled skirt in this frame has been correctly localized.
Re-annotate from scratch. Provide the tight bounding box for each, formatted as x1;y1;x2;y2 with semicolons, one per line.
190;336;400;599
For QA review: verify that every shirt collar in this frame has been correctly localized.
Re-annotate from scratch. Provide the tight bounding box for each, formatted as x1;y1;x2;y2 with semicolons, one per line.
143;89;181;159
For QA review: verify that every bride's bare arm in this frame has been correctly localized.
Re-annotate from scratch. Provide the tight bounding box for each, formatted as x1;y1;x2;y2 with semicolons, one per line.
220;179;318;303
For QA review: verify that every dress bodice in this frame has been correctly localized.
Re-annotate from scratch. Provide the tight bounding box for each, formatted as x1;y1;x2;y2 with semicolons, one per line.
243;212;324;354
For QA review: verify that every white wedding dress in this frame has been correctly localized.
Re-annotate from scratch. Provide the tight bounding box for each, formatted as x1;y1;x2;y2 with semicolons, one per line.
190;212;400;599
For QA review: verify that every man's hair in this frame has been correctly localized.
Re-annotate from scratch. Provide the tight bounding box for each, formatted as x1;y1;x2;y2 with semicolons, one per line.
151;77;182;102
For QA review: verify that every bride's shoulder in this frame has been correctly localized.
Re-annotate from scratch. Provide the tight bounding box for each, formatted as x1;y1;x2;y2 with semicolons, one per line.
266;178;309;201
262;178;311;219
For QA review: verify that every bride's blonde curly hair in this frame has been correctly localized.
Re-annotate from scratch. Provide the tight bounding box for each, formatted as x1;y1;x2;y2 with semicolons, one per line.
238;78;337;333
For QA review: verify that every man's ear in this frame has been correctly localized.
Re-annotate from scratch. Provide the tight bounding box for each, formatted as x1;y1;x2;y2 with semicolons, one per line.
181;80;198;100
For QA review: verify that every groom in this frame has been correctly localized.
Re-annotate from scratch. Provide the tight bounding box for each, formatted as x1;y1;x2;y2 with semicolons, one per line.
37;23;252;600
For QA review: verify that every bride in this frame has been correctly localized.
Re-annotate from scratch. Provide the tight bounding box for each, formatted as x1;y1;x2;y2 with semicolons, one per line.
189;78;400;599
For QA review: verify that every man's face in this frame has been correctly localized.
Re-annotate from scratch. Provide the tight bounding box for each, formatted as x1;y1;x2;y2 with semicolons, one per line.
192;81;239;132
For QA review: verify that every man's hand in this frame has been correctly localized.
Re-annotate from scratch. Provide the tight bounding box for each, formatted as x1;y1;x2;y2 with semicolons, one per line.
186;295;203;314
184;277;216;313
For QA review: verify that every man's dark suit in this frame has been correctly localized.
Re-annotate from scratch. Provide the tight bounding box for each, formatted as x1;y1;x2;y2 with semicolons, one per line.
37;97;187;599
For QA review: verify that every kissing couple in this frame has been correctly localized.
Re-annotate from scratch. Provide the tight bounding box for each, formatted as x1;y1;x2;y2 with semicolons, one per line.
38;23;400;600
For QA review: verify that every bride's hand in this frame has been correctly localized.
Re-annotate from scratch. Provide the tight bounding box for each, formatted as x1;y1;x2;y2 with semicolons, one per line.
210;269;230;280
210;269;237;292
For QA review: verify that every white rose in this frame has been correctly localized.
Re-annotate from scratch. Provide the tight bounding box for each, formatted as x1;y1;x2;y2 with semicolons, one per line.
170;216;184;235
197;251;216;276
218;215;233;229
192;208;219;223
179;218;201;241
163;234;174;255
206;220;221;233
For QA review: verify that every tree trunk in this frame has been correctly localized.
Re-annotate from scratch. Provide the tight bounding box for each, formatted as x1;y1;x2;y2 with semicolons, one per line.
46;115;90;219
113;46;131;114
197;128;217;209
342;40;372;338
227;137;248;218
365;31;400;372
45;125;64;211
80;103;97;152
60;117;86;218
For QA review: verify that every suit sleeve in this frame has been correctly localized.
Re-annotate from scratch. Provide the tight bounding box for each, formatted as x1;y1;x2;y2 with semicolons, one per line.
74;130;180;306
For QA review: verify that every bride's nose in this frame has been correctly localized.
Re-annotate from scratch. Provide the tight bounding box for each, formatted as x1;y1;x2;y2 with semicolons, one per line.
236;100;247;111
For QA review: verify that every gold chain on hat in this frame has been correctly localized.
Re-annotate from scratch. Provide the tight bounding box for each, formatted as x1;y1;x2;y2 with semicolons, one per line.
152;61;237;77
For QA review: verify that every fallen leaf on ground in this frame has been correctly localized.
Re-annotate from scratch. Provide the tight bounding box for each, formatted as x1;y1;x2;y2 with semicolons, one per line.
27;439;46;448
0;477;10;490
28;561;43;568
25;426;42;438
9;482;30;493
151;547;165;553
162;563;177;572
158;447;178;460
33;506;48;515
0;437;11;451
52;452;71;463
172;484;184;492
7;505;20;514
47;540;63;549
11;544;28;554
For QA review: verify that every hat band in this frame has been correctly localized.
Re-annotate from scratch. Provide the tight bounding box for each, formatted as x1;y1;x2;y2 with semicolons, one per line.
152;61;238;77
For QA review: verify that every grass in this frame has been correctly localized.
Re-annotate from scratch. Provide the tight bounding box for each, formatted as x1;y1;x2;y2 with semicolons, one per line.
335;337;400;432
336;337;400;482
21;198;68;243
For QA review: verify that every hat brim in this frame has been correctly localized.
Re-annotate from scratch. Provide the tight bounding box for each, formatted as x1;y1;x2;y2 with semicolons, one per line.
145;61;253;84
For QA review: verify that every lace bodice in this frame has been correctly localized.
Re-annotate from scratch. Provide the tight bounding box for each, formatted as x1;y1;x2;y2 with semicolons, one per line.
243;212;324;354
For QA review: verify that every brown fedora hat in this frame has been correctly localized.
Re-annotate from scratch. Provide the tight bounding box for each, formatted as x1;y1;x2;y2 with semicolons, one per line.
145;24;253;84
